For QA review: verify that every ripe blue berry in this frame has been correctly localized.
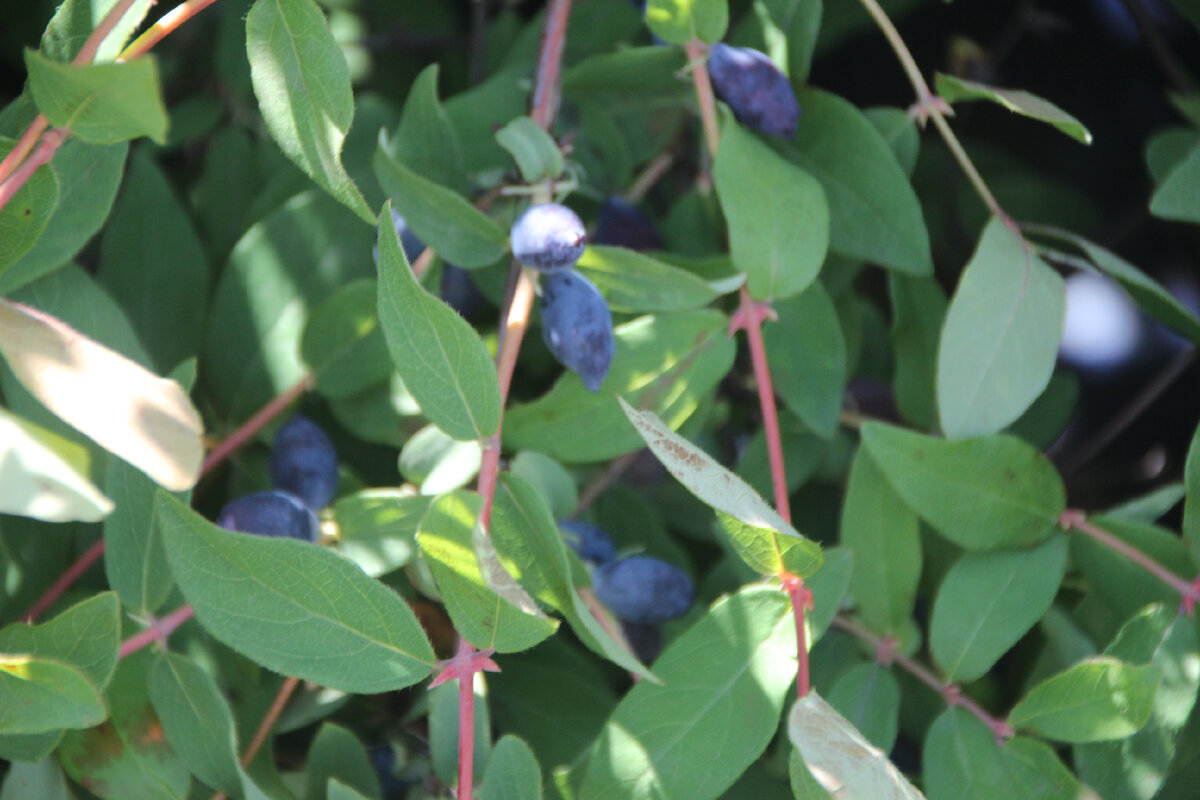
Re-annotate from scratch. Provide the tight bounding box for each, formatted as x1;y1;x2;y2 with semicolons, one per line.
622;621;664;664
706;43;801;139
559;520;617;564
217;490;320;542
510;204;587;273
269;415;339;510
540;270;615;392
593;197;662;252
592;556;694;624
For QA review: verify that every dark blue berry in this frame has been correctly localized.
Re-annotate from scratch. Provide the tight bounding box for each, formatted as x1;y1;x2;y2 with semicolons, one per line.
439;264;485;317
269;415;338;510
540;270;615;392
217;490;320;542
559;520;617;564
707;43;801;139
622;621;664;664
511;204;587;273
592;556;694;624
593;197;663;252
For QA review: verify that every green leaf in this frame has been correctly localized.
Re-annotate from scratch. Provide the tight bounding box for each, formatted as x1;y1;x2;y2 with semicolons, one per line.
924;709;1082;800
204;191;375;422
374;145;508;268
1146;127;1198;185
482;736;542;800
0;139;127;295
96;151;209;372
1075;606;1200;800
889;274;946;430
388;64;467;195
935;73;1092;144
645;0;729;44
245;0;374;223
58;649;192;800
860;423;1066;549
147;653;246;797
0;298;204;492
1009;657;1161;743
303;723;380;800
714;119;829;300
301;279;394;399
25;49;167;144
0;593;119;691
929;535;1068;682
157;493;436;692
430;679;490;792
491;473;656;679
0;655;105;735
763;282;846;438
777;88;932;276
399;423;483;494
864;106;919;177
1188;423;1200;559
504;310;735;463
580;586;796;800
827;663;901;753
332;490;429;578
562;46;688;99
0;408;112;522
840;446;921;636
717;513;820;578
789;690;925;800
937;218;1065;438
619;399;823;578
1030;227;1200;346
0;757;72;800
376;199;501;440
496;115;564;183
738;0;822;83
510;452;577;521
573;245;721;313
417;491;559;653
0;137;59;277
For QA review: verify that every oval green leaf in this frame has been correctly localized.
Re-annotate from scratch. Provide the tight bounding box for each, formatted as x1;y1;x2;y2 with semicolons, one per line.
1009;657;1161;743
935;73;1093;144
937;217;1065;438
860;422;1066;550
376;199;501;441
157;492;436;693
574;245;721;313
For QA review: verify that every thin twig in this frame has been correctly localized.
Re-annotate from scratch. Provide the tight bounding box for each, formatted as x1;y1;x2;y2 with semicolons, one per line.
119;0;226;61
73;0;145;64
683;40;720;163
623;150;676;205
1060;510;1200;605
573;451;641;516
0;116;48;187
831;615;1015;739
210;676;302;800
23;538;107;622
854;0;1006;222
201;373;315;475
117;605;195;659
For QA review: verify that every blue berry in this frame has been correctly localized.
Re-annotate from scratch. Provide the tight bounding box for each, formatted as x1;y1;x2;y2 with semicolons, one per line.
373;207;427;266
592;556;694;624
706;43;801;139
269;415;338;510
622;621;664;664
593;197;662;252
559;520;617;564
540;270;615;392
510;204;587;273
440;264;484;317
217;490;320;542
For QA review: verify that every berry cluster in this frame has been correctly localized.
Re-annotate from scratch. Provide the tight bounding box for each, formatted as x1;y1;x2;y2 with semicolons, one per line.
216;415;339;542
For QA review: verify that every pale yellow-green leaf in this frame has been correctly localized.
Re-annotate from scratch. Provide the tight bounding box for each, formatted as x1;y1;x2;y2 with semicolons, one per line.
0;299;203;491
0;408;112;522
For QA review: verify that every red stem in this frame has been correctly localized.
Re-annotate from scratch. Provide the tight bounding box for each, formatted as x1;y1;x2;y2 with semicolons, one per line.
736;288;791;523
119;0;225;61
0;116;48;187
22;538;106;623
0;128;67;213
456;638;477;799
118;605;195;659
784;576;811;698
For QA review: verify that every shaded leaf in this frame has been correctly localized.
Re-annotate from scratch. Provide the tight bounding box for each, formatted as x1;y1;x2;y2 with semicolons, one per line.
645;0;729;44
763;282;846;438
481;735;542;800
936;73;1092;144
574;245;721;313
0;136;58;277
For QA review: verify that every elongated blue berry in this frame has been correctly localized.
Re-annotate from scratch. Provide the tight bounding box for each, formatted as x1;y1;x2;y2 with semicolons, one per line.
707;43;801;139
217;490;320;542
540;270;615;392
269;415;338;510
559;520;617;564
593;197;662;252
592;556;694;624
511;203;587;272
